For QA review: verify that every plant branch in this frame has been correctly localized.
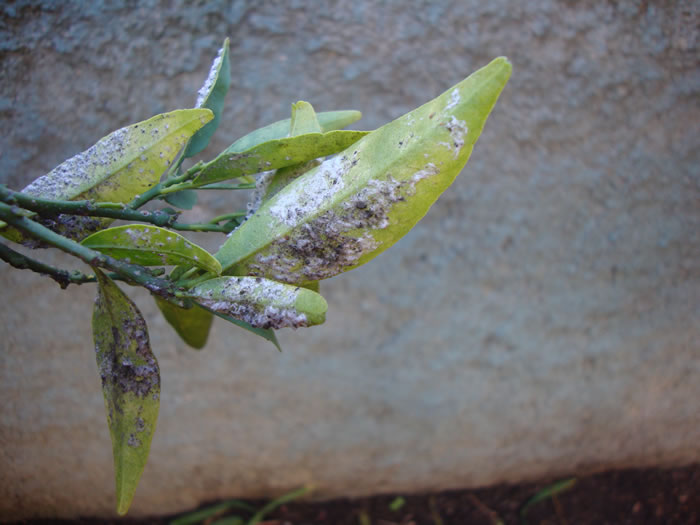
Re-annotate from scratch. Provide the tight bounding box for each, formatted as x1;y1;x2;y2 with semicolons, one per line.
0;185;178;226
0;242;93;288
0;202;178;297
208;211;246;224
128;161;204;209
0;185;242;233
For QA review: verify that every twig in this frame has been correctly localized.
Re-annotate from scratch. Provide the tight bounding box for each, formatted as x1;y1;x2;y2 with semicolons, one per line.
0;185;240;233
196;183;257;191
208;212;247;224
0;185;178;227
0;242;92;288
0;243;151;288
127;160;204;209
0;202;178;298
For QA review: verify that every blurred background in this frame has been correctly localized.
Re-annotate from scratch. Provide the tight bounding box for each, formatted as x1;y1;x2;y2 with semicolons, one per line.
0;0;698;519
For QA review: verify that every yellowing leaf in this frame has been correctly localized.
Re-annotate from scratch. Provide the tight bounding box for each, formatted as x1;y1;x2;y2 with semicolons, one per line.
92;269;160;515
184;129;369;188
289;101;322;135
154;296;214;349
7;109;213;242
215;57;512;284
81;224;222;275
186;276;327;329
227;110;363;153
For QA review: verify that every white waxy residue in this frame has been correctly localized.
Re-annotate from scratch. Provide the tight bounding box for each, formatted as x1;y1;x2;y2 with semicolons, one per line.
23;127;132;200
445;116;468;159
196;46;224;108
268;152;353;227
445;88;461;110
250;161;441;284
190;276;309;329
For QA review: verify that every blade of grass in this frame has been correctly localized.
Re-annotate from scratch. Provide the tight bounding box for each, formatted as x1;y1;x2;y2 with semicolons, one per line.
247;486;312;525
520;478;577;525
388;496;405;512
169;500;255;525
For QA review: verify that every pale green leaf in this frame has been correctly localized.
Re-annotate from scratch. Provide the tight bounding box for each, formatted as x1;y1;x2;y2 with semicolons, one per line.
92;269;160;516
81;224;222;275
289;101;322;135
154;296;214;350
7;109;213;242
183;39;231;158
164;189;198;210
262;102;322;201
186;129;369;188
226;110;364;153
215;57;512;285
186;276;327;329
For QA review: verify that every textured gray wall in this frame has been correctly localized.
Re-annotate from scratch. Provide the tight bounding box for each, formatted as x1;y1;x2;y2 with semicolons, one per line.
1;0;699;519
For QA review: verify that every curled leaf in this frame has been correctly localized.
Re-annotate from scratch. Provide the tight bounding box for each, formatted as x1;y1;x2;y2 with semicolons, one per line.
81;224;222;275
92;269;160;515
227;110;363;153
186;129;370;188
4;109;213;243
263;101;324;202
154;296;213;350
215;57;512;284
186;276;327;329
183;38;231;158
289;101;322;135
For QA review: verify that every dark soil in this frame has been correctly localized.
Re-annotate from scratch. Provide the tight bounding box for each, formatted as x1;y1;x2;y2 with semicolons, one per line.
14;464;700;525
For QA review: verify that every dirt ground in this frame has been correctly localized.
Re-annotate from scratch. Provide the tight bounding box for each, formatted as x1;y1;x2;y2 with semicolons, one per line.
14;463;700;525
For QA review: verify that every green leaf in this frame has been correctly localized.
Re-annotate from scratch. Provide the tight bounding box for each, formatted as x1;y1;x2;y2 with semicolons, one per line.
81;224;222;275
92;269;160;516
289;101;322;135
164;189;198;210
226;110;364;153
186;276;327;329
154;296;214;349
215;57;512;284
6;109;213;242
185;129;370;188
183;39;231;158
262;102;322;201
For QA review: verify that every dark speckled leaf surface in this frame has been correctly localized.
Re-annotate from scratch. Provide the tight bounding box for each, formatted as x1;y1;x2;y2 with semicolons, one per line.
81;224;222;275
215;58;512;285
92;269;160;515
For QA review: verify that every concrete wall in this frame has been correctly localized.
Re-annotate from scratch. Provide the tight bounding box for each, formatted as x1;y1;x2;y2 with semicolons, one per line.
1;0;698;519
